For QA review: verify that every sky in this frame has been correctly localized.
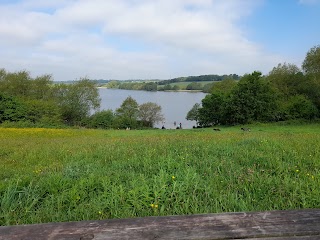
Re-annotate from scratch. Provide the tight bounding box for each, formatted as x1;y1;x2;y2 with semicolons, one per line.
0;0;319;81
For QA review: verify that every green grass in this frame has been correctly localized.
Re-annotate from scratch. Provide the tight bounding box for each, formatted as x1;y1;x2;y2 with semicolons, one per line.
0;124;320;226
163;81;214;89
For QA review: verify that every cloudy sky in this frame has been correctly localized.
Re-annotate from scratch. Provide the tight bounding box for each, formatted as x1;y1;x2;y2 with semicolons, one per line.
0;0;319;81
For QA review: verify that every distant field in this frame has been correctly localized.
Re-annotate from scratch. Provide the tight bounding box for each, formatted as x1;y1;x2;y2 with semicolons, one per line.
1;124;319;226
161;81;215;89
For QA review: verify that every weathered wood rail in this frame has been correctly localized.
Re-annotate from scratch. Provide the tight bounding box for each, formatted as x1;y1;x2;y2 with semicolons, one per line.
0;209;320;240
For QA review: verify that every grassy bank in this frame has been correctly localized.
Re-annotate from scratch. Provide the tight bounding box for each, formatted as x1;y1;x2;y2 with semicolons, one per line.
0;125;319;226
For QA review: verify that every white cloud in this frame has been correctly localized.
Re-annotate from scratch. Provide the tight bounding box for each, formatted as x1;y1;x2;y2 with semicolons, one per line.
0;0;285;80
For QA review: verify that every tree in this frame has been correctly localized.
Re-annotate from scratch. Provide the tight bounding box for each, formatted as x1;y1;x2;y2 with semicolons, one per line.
211;78;237;95
198;94;225;126
186;82;202;90
0;70;32;98
0;93;27;123
301;45;320;110
286;95;318;120
172;85;180;91
23;99;62;125
30;75;54;100
138;102;164;127
266;63;303;99
53;79;101;125
163;84;172;90
143;82;157;91
186;103;201;126
226;71;277;124
115;96;139;128
302;45;320;77
87;110;114;129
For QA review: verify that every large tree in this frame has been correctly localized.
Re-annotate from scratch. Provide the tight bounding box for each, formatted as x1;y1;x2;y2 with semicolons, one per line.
115;96;139;128
138;102;164;127
198;94;225;126
229;71;277;124
87;110;114;129
301;45;320;111
53;79;101;125
186;103;201;126
0;70;32;98
0;93;27;123
302;45;320;77
266;63;302;99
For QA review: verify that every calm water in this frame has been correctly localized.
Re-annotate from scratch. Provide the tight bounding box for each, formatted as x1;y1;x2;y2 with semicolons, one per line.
99;88;207;129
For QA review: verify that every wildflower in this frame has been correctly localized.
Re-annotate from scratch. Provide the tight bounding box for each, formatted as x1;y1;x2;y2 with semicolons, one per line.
172;176;176;180
295;169;299;173
98;211;102;215
150;203;158;209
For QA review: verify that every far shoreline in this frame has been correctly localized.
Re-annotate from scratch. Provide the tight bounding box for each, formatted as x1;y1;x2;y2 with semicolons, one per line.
97;87;205;93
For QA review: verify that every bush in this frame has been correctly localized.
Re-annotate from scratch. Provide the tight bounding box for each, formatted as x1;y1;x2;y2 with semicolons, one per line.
87;110;115;129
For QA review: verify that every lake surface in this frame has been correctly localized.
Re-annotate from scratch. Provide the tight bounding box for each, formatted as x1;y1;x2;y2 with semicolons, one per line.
99;88;207;129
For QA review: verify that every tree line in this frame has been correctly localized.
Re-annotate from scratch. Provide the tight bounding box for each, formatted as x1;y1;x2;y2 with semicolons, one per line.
157;74;240;85
104;74;241;93
187;45;320;126
0;70;164;129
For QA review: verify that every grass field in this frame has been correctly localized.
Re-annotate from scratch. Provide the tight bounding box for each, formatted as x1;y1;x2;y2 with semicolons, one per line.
0;124;319;226
165;81;214;89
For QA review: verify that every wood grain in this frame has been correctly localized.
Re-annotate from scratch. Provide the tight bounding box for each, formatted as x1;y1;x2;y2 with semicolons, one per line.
0;209;319;240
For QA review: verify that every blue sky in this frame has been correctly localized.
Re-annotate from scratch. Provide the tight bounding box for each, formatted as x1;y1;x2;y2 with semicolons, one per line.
0;0;319;81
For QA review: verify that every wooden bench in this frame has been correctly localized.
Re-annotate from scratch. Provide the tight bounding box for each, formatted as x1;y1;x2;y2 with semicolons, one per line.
0;209;319;239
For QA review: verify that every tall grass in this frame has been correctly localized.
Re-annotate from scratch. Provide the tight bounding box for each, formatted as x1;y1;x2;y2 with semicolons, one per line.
0;125;319;225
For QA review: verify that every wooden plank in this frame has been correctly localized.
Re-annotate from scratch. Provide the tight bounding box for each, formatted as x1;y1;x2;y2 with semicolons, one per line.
0;209;319;240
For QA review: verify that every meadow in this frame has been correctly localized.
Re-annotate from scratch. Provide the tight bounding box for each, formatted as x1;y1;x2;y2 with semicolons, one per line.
0;124;319;226
164;81;214;89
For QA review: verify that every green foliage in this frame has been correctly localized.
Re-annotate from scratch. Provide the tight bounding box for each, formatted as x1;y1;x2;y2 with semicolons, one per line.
202;82;214;93
186;82;202;90
198;94;224;126
211;78;238;96
158;74;240;85
172;85;180;91
0;69;101;128
267;63;303;98
138;102;164;127
87;110;115;129
302;45;320;77
115;96;139;128
186;103;201;125
196;72;277;126
228;71;277;124
0;94;27;123
163;84;172;90
23;100;62;125
285;95;318;120
105;80;120;88
142;82;157;91
0;70;32;98
53;79;101;125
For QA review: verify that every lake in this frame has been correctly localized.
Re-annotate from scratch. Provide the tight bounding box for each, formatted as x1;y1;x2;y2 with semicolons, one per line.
98;88;207;129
